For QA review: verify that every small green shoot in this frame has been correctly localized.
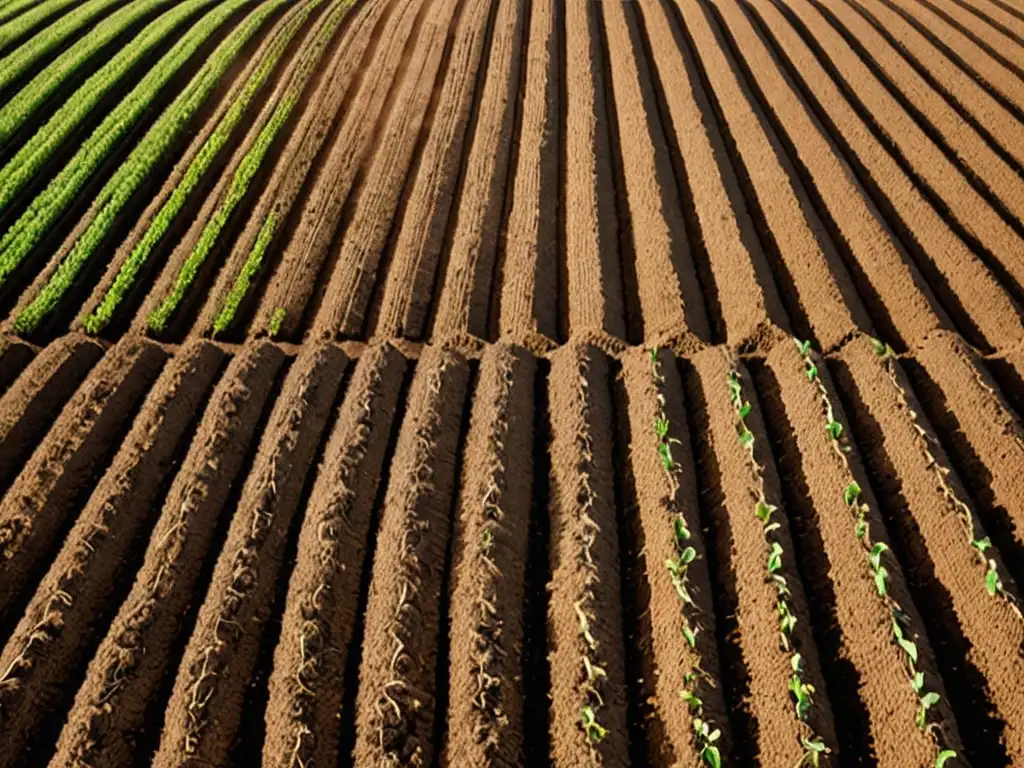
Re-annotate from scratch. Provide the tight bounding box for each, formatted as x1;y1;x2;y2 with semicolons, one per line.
843;481;861;506
935;750;957;767
581;706;607;743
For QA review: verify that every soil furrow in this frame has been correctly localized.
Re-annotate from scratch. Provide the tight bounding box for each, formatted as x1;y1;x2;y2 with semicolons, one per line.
296;0;465;342
559;0;625;343
427;0;527;343
73;0;324;338
50;341;286;768
709;0;950;352
634;0;789;351
619;346;730;766
908;331;1024;603
968;0;1024;38
0;340;224;765
496;0;559;350
886;0;1024;111
152;343;346;766
918;0;1024;67
599;0;710;349
848;0;1024;169
352;346;470;767
241;0;428;344
0;336;166;624
687;347;837;765
748;0;1024;351
756;338;962;766
546;344;628;767
445;344;535;766
0;334;33;397
831;335;1024;764
676;0;869;353
987;340;1024;416
262;342;406;767
369;0;499;343
813;0;1024;230
0;334;103;494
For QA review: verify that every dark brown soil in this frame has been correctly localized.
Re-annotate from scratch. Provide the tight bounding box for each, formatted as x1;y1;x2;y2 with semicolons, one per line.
445;343;535;766
50;341;286;768
0;337;166;624
262;342;407;768
152;343;346;766
352;346;470;767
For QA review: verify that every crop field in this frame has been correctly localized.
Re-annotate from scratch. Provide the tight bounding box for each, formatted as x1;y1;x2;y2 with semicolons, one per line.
1;0;1024;764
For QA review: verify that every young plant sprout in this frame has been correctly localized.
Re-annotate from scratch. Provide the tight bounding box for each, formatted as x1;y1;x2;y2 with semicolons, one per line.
794;339;958;766
727;360;829;766
649;348;722;767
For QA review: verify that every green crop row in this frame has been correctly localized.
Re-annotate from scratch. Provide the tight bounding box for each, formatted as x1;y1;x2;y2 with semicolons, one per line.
794;339;957;768
200;0;356;338
727;366;829;767
649;348;722;767
13;0;302;335
0;0;187;144
0;0;115;55
146;95;293;334
81;0;320;336
0;0;248;292
872;338;1022;619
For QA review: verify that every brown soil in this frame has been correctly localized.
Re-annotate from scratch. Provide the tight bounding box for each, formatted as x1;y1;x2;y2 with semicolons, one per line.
496;0;559;348
0;335;34;397
427;0;527;343
0;340;224;761
687;347;837;765
676;0;870;353
294;0;465;341
368;0;498;341
831;335;1024;763
262;342;407;768
0;334;103;493
908;330;1024;603
244;0;427;344
756;338;961;766
546;344;628;767
850;0;1024;168
444;343;535;766
74;0;325;335
0;337;166;624
153;343;346;766
352;346;470;767
618;346;730;765
50;341;285;768
747;0;1024;351
813;0;1024;226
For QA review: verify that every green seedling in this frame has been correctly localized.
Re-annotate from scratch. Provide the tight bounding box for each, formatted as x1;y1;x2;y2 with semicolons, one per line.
581;706;607;743
826;420;843;440
767;542;784;574
268;307;287;337
843;482;861;506
674;518;691;546
756;502;776;523
916;691;941;729
680;689;702;712
870;337;892;358
682;625;697;647
800;737;829;767
935;750;957;767
788;673;815;720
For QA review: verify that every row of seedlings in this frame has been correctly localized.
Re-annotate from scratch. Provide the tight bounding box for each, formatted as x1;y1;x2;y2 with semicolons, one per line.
11;0;304;334
791;338;960;766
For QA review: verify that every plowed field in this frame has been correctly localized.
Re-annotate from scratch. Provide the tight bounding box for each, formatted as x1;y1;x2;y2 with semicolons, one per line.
1;0;1023;765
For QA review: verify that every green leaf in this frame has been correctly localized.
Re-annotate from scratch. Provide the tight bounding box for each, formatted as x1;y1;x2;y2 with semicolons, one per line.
870;337;890;357
913;671;924;693
802;737;828;753
681;546;697;564
971;537;991;552
869;541;888;570
921;691;941;709
898;636;919;664
755;502;777;522
702;745;721;768
680;689;702;711
674;517;691;544
935;749;957;767
791;653;802;672
767;542;784;573
796;339;812;356
739;402;752;420
855;519;868;540
986;565;1000;596
806;364;818;382
682;625;697;647
826;420;843;440
581;706;607;742
843;481;861;505
874;566;889;596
